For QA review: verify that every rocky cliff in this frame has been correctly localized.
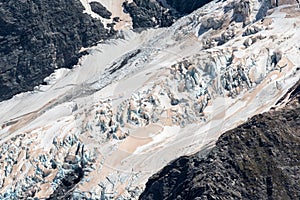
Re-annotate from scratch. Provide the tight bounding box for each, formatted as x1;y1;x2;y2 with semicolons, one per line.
123;0;214;28
165;0;213;14
0;0;115;102
140;83;300;200
123;0;176;29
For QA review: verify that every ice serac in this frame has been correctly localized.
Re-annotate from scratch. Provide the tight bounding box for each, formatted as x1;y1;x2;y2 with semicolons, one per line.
0;0;300;199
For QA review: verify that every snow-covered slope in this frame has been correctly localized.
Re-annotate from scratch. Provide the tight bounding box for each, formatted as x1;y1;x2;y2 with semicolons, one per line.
0;0;300;199
79;0;133;30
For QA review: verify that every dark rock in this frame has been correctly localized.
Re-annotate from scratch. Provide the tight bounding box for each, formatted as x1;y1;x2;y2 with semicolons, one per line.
123;0;175;29
0;0;115;102
271;50;282;67
113;17;120;22
171;98;179;106
90;1;112;19
165;0;213;15
123;0;214;29
47;166;84;199
140;92;300;199
256;0;272;21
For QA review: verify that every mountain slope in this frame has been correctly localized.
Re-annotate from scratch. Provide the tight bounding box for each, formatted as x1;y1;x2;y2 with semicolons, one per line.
0;0;299;199
140;83;300;200
0;0;115;102
0;0;210;102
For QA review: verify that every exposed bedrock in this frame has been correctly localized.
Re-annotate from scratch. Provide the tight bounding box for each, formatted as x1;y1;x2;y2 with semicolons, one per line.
123;0;176;29
0;0;115;102
165;0;214;14
123;0;214;29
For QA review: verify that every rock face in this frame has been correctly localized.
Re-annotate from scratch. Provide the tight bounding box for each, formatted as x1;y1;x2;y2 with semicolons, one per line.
165;0;213;14
123;0;176;28
123;0;214;29
140;87;300;200
0;0;114;102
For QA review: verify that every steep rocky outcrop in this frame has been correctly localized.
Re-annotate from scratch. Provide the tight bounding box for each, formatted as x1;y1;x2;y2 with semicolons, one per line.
123;0;214;29
165;0;213;14
0;0;115;102
123;0;175;29
140;86;300;200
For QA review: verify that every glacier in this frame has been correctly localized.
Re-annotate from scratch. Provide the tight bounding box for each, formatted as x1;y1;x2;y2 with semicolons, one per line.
0;0;300;199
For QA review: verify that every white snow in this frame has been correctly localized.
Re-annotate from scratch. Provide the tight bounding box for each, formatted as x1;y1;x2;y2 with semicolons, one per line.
79;0;132;29
133;126;180;154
